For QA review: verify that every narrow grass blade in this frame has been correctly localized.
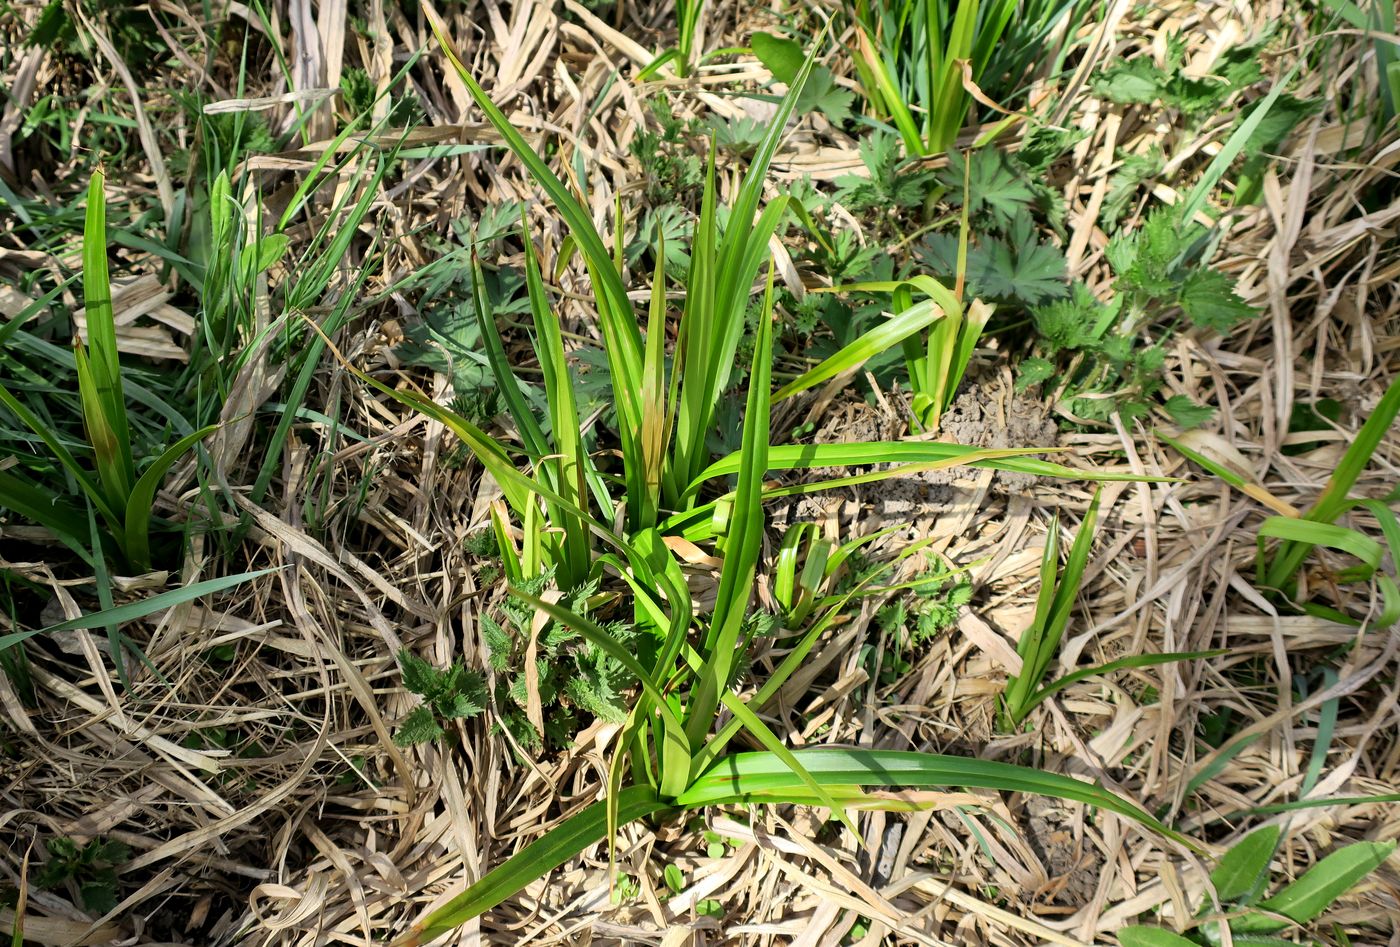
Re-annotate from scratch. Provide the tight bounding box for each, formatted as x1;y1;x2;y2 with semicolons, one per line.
1258;517;1383;584
522;230;594;587
1180;65;1300;225
1161;431;1298;517
687;441;1162;498
80;170;135;499
773;296;949;401
1017;650;1225;720
412;785;673;938
637;235;669;528
123;424;219;572
0;569;279;653
677;748;1193;847
472;251;548;459
1005;491;1101;724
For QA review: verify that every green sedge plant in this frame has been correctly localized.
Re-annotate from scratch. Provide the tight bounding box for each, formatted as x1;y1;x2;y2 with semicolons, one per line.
1165;377;1400;627
849;0;1088;158
392;18;1144;589
1000;490;1218;730
405;274;1194;942
1121;825;1394;946
640;0;707;79
0;170;217;572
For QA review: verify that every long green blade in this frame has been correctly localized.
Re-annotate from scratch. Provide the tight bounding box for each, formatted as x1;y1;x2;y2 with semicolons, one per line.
0;569;279;653
678;748;1192;847
413;785;673;937
688;441;1162;497
123;424;219;572
80;169;135;498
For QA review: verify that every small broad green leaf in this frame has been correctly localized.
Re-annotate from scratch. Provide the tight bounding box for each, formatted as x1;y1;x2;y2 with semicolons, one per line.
750;31;804;84
1179;268;1256;333
1118;927;1198;947
1016;357;1057;391
1210;825;1280;904
1242;840;1396;931
664;863;685;893
1092;58;1167;105
750;31;851;122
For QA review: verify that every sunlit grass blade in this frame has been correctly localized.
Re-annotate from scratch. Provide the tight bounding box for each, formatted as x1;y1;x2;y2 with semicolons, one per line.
773;295;950;401
638;235;670;528
692;538;937;773
1160;431;1299;517
0;568;279;653
410;785;673;941
687;265;775;748
1003;490;1100;726
677;748;1193;847
1232;840;1396;934
688;441;1166;498
1262;378;1400;590
521;230;595;586
1013;650;1225;720
1257;518;1383;587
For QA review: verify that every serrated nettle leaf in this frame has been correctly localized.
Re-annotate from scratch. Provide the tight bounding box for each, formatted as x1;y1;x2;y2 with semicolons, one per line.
397;648;442;697
1179;268;1256;333
393;705;444;746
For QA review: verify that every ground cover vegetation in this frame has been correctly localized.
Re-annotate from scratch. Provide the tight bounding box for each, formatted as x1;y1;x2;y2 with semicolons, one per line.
0;0;1397;944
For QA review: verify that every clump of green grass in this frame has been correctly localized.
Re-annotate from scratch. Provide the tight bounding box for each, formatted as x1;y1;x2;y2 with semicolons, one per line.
1000;491;1216;730
345;18;1129;597
0;170;215;572
849;0;1090;158
1168;378;1400;625
1122;826;1394;946
404;264;1193;942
